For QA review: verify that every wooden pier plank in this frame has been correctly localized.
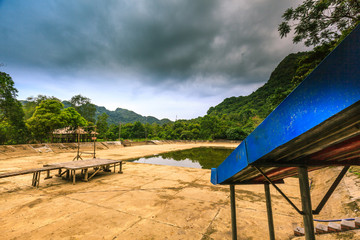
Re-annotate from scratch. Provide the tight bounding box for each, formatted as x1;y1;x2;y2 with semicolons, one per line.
45;158;122;170
0;166;61;179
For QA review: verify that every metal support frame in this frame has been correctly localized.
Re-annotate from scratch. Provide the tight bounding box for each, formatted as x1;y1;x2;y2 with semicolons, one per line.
254;166;303;215
230;185;237;240
253;165;349;240
264;183;275;240
298;167;315;240
313;166;349;214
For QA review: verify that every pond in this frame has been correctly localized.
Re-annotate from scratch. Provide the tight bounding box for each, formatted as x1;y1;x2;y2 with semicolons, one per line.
129;147;234;169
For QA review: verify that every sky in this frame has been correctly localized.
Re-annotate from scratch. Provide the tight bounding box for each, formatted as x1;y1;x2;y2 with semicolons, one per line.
0;0;308;121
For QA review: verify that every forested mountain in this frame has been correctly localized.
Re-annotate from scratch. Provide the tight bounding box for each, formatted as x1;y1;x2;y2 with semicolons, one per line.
94;106;171;125
62;100;171;125
207;52;309;119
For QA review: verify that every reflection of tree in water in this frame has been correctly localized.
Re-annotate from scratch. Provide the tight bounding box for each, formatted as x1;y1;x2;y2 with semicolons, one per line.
146;147;233;169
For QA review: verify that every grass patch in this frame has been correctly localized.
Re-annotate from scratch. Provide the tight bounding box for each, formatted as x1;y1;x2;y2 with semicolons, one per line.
346;200;360;213
335;231;355;239
201;226;217;240
349;167;360;177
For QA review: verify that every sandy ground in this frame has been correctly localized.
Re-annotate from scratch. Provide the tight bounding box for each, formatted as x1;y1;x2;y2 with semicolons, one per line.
1;142;360;240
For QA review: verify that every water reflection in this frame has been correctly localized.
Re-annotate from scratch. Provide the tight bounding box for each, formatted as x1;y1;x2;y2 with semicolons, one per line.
129;147;234;169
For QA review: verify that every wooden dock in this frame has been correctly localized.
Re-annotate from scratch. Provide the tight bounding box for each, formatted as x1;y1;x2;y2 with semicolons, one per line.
0;158;123;187
45;158;124;185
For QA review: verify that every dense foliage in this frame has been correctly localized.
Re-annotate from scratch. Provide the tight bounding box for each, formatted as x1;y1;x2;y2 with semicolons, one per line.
207;52;309;118
26;100;87;142
0;72;27;144
278;0;360;47
70;94;96;123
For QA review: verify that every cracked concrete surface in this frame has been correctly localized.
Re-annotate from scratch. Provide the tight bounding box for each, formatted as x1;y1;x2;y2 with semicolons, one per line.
1;143;360;239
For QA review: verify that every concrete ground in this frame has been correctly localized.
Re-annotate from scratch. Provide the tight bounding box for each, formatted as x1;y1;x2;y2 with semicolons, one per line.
0;142;359;239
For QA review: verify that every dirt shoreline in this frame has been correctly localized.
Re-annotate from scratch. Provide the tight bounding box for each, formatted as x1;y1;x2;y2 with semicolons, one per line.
1;142;360;239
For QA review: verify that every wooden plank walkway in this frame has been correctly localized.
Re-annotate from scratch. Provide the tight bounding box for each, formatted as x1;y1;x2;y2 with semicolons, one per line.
44;158;122;169
45;158;124;185
0;158;123;187
0;166;61;179
0;166;62;187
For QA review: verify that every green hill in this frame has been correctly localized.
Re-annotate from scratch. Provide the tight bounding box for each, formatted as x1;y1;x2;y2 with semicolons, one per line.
94;106;171;125
207;52;309;119
61;100;171;125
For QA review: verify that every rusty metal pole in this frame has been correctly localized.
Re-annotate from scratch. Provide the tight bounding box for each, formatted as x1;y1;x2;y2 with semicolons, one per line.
230;184;237;240
298;167;315;240
264;183;275;240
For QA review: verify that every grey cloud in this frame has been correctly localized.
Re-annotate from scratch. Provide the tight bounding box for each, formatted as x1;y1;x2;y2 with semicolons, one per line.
0;0;306;91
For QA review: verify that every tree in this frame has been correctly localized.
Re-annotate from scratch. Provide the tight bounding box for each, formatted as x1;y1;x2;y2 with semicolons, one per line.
26;100;65;142
23;95;59;120
226;127;247;140
105;124;120;141
278;0;360;47
131;121;145;139
96;113;109;139
0;72;18;118
0;72;27;144
60;107;87;129
120;123;133;139
70;94;96;123
200;115;219;140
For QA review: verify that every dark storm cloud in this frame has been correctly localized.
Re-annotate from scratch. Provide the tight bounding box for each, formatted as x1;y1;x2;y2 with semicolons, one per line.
0;0;305;88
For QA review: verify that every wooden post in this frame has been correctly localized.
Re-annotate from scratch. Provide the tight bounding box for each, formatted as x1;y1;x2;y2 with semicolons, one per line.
57;168;62;177
93;126;96;158
118;161;123;174
36;172;41;188
77;128;80;159
37;172;41;188
84;168;88;181
32;172;36;187
72;170;76;185
88;168;101;180
32;171;41;188
45;170;52;179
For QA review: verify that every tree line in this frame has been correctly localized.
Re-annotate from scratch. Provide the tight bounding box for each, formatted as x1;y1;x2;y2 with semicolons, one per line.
0;71;260;144
0;73;254;144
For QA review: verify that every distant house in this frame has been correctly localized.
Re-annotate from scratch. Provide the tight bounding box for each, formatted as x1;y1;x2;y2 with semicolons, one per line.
52;127;98;143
